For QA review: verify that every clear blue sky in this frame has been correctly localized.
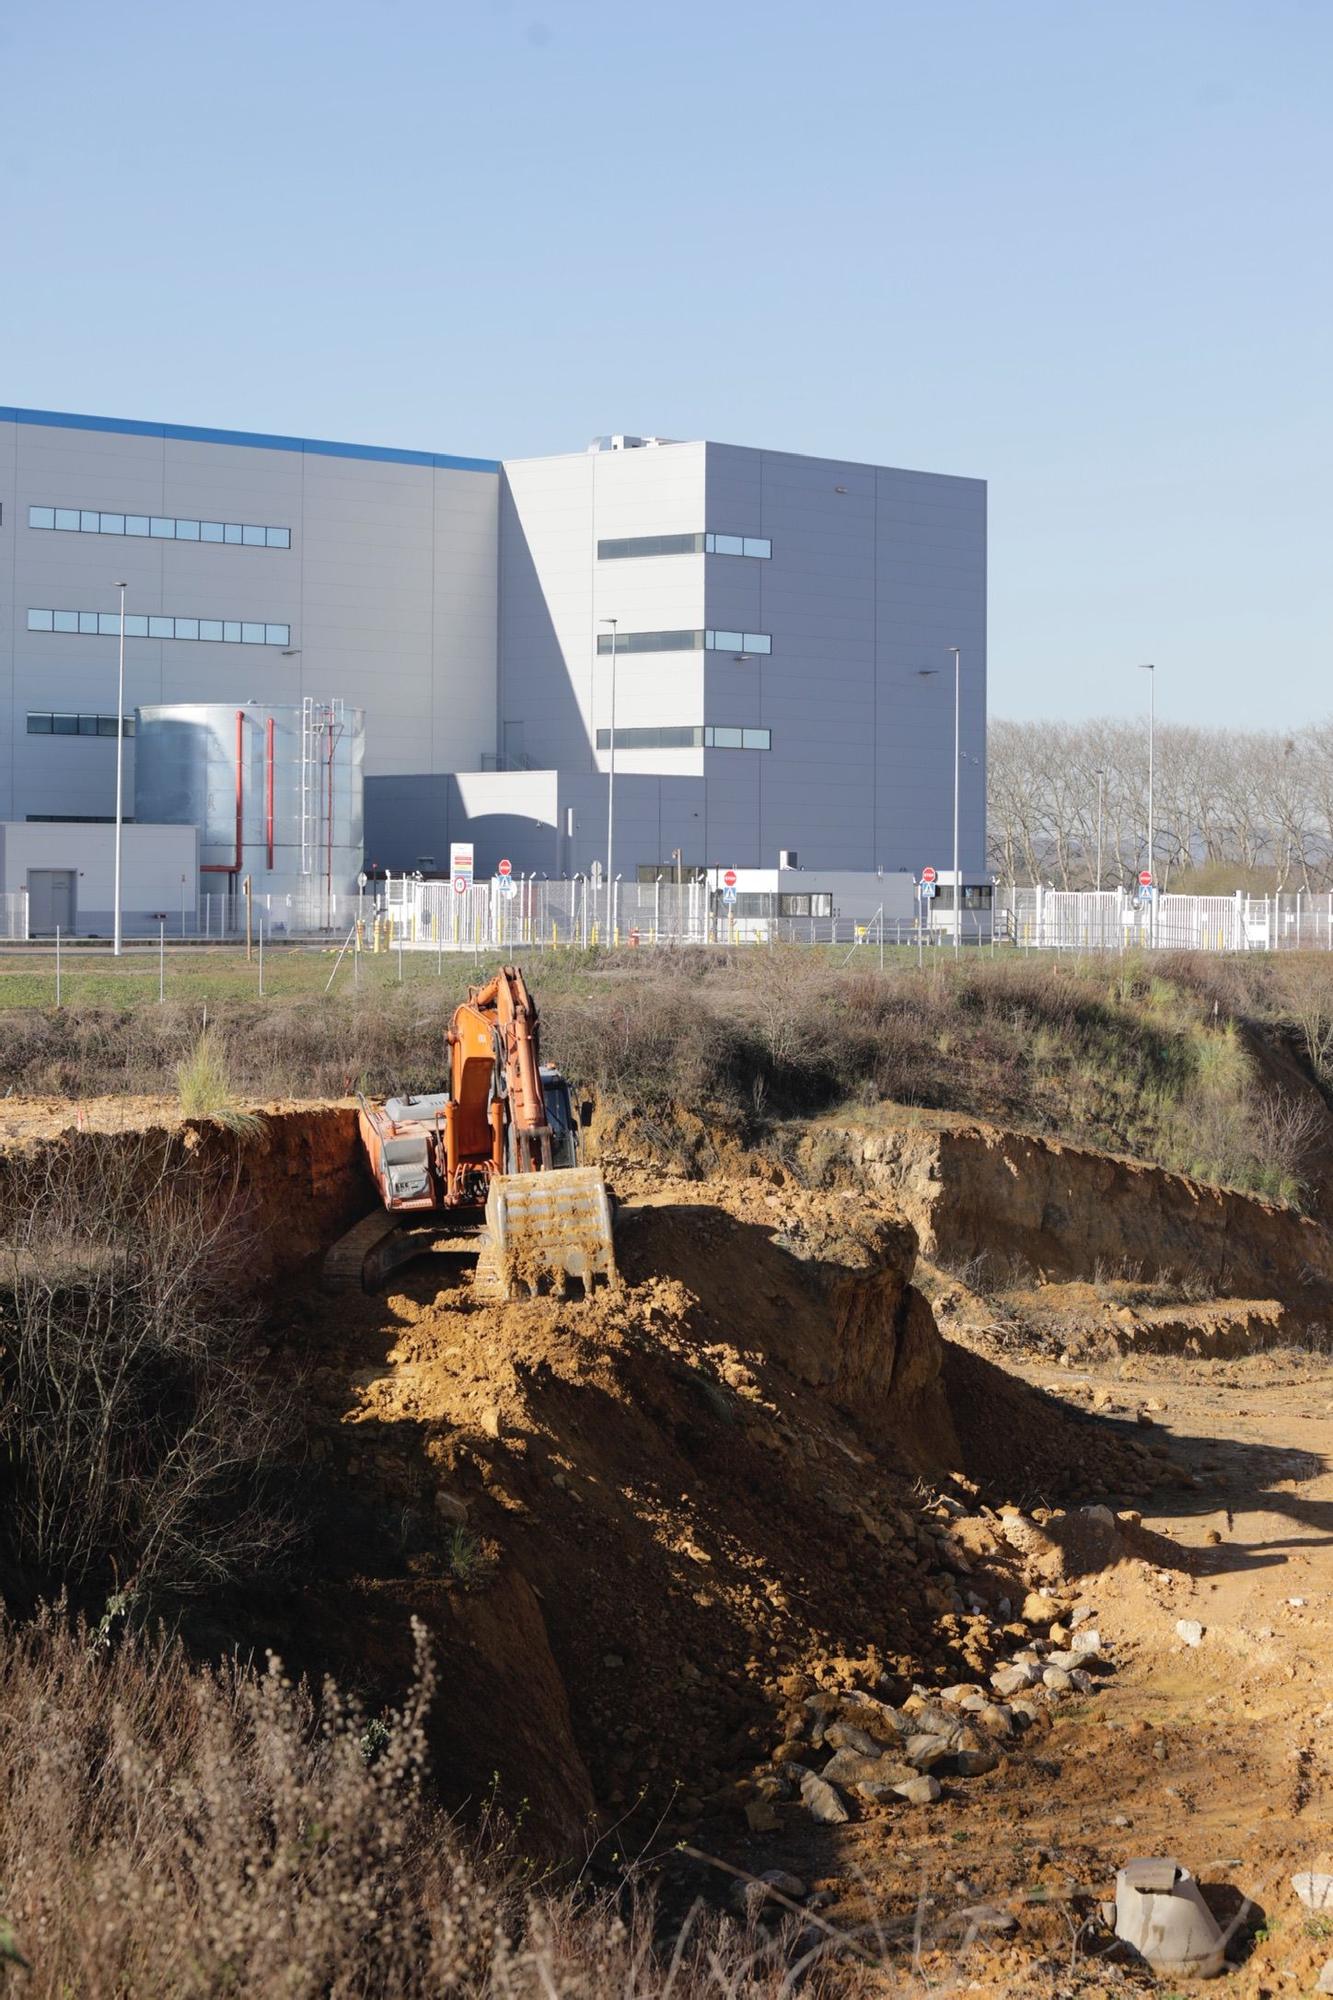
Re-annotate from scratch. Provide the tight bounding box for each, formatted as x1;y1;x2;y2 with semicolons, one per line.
4;0;1329;728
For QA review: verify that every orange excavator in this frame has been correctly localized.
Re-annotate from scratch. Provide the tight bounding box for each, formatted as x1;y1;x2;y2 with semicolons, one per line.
325;966;617;1299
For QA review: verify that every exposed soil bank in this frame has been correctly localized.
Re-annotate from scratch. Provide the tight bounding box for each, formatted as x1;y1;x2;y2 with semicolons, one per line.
0;1100;365;1283
783;1110;1333;1319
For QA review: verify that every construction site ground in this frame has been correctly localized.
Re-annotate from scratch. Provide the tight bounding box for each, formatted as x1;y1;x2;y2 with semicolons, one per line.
2;1092;1332;1992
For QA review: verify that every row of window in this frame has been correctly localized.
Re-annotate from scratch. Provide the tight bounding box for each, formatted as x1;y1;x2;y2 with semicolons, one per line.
596;628;772;656
29;505;290;547
28;609;291;646
594;725;771;751
27;712;136;737
729;892;835;918
596;531;772;561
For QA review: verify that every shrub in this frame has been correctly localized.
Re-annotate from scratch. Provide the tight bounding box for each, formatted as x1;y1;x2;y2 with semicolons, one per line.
0;1136;300;1607
0;1609;874;1998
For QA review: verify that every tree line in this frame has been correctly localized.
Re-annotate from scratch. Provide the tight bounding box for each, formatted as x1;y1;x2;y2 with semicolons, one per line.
987;717;1333;891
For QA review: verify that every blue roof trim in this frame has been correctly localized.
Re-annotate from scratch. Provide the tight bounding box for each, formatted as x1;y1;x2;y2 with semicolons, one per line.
0;405;499;474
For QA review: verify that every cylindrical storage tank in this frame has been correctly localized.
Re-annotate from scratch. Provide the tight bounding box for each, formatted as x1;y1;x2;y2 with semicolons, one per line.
134;701;365;933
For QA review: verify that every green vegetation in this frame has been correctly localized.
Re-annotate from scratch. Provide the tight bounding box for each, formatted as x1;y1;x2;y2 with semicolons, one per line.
175;1024;262;1132
0;944;1329;1207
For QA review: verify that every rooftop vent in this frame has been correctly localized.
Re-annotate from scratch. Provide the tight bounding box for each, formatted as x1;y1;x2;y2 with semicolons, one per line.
587;434;676;452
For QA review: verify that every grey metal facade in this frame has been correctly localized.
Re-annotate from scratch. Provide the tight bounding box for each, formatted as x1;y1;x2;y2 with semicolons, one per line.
2;410;985;877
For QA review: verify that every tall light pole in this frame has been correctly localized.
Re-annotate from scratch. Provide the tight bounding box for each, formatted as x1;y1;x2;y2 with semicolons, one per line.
599;617;617;942
1095;767;1105;889
113;581;127;956
948;646;961;953
1138;661;1155;889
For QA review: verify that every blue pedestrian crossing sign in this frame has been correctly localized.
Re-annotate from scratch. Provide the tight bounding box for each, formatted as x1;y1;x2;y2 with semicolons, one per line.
722;885;737;905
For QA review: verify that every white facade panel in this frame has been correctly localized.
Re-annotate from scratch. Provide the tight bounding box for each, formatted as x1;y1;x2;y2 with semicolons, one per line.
0;820;198;934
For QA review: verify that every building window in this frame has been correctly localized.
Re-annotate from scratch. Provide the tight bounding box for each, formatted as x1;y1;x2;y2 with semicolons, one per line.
597;532;703;560
595;725;703;750
634;863;707;883
29;504;291;549
778;893;833;917
28;711;135;737
704;630;772;654
27;608;290;646
596;629;704;656
704;533;771;558
596;628;771;656
595;531;771;560
594;724;770;751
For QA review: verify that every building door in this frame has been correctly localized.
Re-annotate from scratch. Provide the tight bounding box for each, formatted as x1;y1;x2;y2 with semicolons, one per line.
28;869;76;934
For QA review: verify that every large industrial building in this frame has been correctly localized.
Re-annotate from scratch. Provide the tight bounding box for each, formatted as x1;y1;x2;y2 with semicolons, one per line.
0;405;986;919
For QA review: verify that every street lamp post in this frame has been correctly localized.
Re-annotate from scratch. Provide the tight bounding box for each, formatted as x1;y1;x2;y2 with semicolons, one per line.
1095;767;1105;890
948;646;961;953
599;618;617;943
113;582;127;956
1139;664;1156;935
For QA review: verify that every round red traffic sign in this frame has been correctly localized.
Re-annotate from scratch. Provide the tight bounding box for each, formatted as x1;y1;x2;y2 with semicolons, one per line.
921;865;938;884
1139;870;1152;887
498;857;512;877
453;875;469;896
723;868;737;888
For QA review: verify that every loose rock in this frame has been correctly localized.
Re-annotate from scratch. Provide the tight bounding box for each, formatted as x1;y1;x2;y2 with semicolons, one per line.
800;1770;849;1825
1176;1619;1205;1648
893;1774;942;1805
1293;1873;1333;1912
905;1734;953;1771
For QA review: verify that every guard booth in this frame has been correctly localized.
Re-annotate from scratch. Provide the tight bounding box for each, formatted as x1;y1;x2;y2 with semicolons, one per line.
920;870;995;942
706;867;918;943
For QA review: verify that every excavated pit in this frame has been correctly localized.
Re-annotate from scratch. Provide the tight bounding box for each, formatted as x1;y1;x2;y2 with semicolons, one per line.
7;1090;1333;1985
0;1095;1187;1857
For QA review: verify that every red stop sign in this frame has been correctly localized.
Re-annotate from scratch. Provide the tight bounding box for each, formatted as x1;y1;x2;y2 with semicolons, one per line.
1139;870;1152;886
723;868;737;887
921;865;938;883
498;858;512;877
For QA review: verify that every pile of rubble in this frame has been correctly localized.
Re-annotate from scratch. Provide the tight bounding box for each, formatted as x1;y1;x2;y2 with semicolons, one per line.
737;1491;1127;1831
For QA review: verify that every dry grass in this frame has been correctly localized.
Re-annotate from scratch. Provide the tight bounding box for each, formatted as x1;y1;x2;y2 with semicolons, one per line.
0;948;1328;1204
175;1023;262;1132
0;1609;884;1999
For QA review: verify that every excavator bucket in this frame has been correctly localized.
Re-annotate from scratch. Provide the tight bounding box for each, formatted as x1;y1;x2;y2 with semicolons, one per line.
474;1166;618;1301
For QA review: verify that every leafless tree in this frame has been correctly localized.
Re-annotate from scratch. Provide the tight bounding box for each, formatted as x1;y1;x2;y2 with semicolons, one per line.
988;714;1333;889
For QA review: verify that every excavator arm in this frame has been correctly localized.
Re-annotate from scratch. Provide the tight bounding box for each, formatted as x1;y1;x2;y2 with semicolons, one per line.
466;966;553;1171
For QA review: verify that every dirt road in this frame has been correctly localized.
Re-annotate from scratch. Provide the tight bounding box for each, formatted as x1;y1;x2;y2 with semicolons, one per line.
793;1351;1333;1993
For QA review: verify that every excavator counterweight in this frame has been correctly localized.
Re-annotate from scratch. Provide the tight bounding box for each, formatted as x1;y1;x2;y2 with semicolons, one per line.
326;966;617;1300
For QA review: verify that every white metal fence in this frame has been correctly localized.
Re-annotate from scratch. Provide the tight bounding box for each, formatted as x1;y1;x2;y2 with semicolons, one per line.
999;887;1333;953
377;875;935;951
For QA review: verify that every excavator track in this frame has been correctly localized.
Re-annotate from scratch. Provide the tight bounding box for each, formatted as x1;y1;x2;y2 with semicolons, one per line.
323;1210;489;1294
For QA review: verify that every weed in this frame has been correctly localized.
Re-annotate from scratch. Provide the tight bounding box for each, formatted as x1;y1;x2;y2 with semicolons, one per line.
447;1526;496;1590
175;1026;261;1133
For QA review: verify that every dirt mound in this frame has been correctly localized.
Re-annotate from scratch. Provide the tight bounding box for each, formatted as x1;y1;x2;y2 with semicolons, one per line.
256;1167;1171;1853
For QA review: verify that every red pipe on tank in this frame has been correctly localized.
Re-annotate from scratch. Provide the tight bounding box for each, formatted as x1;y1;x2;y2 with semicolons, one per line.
326;719;335;908
265;716;275;870
201;708;245;873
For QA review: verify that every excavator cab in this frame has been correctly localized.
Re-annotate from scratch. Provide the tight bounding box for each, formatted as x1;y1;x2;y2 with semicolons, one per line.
535;1065;579;1171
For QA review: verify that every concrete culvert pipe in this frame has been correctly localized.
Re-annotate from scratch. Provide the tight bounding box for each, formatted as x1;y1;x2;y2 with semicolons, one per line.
1114;1857;1226;1978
